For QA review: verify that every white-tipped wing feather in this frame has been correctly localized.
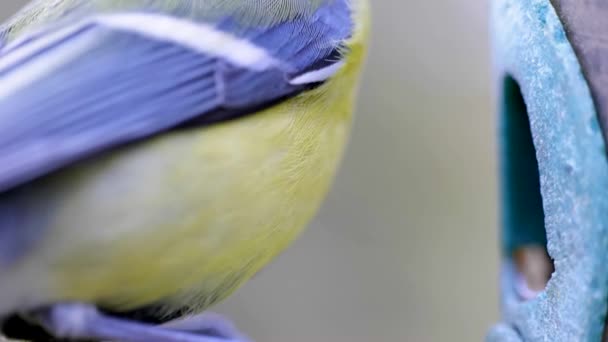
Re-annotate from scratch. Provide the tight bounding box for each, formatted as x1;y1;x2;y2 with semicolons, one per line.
0;1;353;191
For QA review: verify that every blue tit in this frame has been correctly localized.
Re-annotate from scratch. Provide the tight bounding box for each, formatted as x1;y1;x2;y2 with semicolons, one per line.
0;0;370;341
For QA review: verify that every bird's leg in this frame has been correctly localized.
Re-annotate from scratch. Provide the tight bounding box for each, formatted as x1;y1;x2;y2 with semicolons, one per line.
161;311;251;341
26;302;251;342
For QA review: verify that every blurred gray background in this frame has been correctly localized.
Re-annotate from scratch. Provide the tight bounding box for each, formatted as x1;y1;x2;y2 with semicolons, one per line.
0;1;498;341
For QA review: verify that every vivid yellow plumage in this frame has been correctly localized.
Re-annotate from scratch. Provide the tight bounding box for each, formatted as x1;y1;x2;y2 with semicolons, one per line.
1;0;370;321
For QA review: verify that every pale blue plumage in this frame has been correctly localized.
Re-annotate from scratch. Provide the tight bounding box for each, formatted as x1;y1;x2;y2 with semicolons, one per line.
214;0;352;71
0;0;353;192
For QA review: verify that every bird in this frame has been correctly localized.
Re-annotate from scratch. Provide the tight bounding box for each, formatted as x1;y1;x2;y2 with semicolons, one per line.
0;0;370;341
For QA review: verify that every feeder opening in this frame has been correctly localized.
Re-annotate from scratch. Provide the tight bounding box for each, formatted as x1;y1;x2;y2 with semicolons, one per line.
500;75;554;299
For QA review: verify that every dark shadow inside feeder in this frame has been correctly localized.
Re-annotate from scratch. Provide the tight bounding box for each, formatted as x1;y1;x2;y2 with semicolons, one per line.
501;76;555;300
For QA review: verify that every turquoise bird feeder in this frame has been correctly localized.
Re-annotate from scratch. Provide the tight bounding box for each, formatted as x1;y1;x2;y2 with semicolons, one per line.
489;0;608;340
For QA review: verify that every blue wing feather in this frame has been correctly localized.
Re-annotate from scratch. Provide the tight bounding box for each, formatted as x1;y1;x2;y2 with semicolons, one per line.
0;1;353;192
0;29;222;191
217;0;352;71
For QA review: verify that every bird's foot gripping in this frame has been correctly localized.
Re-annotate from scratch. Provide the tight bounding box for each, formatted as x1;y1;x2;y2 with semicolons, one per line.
5;303;252;342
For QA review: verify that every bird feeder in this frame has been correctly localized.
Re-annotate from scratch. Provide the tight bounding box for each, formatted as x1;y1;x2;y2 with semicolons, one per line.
489;0;608;340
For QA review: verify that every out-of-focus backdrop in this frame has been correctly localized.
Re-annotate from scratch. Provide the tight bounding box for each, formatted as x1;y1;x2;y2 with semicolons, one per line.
0;1;498;341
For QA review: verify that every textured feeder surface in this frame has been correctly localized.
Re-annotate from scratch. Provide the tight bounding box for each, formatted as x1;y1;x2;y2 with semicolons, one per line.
491;0;608;341
550;0;608;137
